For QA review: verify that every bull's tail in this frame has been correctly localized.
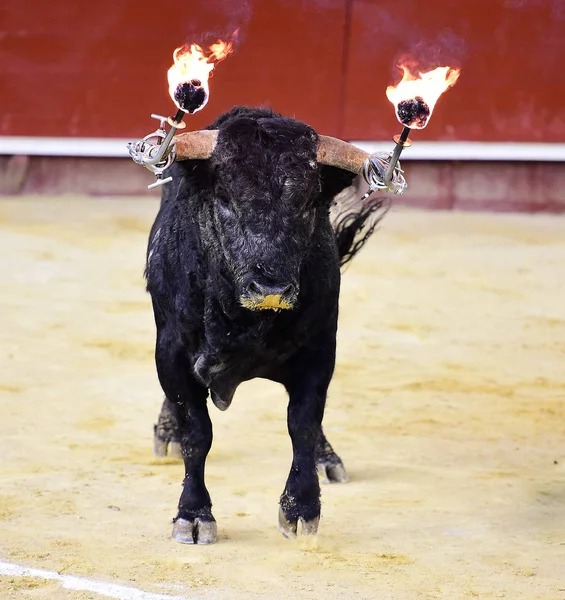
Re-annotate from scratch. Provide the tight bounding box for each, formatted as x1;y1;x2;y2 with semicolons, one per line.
330;185;390;268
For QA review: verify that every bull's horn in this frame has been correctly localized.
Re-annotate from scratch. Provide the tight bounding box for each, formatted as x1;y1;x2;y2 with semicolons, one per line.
174;130;219;160
316;135;369;175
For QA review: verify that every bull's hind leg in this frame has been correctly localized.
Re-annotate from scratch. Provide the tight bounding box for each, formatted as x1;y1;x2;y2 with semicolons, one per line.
153;397;181;458
316;429;349;484
278;324;337;538
155;329;216;544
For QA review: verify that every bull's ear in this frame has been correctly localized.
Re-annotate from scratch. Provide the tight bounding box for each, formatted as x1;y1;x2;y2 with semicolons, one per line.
319;165;357;202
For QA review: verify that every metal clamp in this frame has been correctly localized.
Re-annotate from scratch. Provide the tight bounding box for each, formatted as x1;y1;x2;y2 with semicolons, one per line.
126;114;177;189
359;126;412;200
360;152;408;201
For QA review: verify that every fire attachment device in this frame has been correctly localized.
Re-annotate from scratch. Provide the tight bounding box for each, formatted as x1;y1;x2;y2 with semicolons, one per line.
128;42;460;198
360;64;461;199
127;39;235;190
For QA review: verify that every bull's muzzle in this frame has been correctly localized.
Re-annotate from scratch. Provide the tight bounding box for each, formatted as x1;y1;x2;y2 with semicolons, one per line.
239;280;298;311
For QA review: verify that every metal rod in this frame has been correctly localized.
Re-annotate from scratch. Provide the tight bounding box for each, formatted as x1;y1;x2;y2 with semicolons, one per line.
384;126;411;190
172;108;185;122
144;109;186;166
397;125;411;145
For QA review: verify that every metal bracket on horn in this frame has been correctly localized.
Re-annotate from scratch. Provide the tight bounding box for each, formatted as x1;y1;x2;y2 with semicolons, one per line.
359;126;411;201
126;112;186;190
360;152;407;200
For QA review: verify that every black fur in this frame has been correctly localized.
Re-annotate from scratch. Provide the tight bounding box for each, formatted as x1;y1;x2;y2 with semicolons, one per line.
146;106;381;541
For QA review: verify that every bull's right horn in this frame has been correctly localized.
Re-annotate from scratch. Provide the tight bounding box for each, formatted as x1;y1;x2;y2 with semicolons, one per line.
174;130;219;160
316;135;370;175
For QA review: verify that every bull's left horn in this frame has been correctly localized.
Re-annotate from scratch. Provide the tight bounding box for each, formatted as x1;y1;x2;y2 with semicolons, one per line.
316;135;370;175
174;130;219;160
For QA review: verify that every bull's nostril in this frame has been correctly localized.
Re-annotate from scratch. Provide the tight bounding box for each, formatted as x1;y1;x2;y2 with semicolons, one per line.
280;284;295;298
247;281;263;296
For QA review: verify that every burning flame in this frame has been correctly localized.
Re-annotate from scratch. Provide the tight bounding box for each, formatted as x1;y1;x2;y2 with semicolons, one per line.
167;33;237;113
386;64;461;129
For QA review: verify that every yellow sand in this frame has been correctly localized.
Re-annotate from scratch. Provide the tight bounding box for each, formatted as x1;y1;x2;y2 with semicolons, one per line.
0;196;564;600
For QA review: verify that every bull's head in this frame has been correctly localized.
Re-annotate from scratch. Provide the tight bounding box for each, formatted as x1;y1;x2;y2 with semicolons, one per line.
174;115;369;312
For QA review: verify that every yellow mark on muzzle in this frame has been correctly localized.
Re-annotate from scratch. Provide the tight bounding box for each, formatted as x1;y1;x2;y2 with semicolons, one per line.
241;294;293;311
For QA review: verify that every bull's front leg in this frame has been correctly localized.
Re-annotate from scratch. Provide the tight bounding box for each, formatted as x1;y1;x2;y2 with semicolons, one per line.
155;328;216;544
278;325;337;538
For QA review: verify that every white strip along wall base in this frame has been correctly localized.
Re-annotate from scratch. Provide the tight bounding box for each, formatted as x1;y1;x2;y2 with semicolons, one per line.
1;137;565;161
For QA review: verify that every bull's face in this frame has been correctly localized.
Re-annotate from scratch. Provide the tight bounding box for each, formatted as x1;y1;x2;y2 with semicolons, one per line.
205;116;321;312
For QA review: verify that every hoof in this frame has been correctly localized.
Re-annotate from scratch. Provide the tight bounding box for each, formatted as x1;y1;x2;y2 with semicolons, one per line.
317;460;349;484
153;431;182;458
278;507;319;539
153;434;168;457
172;517;217;544
169;441;182;459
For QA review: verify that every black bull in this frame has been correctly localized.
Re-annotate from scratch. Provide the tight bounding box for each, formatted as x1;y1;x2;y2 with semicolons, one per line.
146;106;387;544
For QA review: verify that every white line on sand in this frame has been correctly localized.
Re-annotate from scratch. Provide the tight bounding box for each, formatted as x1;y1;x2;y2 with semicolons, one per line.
0;561;187;600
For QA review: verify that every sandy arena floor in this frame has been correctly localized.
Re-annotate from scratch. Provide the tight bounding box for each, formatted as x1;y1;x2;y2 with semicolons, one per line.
0;196;564;600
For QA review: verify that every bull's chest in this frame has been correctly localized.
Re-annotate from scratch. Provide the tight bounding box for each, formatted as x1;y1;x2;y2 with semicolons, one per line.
192;344;270;412
192;315;303;411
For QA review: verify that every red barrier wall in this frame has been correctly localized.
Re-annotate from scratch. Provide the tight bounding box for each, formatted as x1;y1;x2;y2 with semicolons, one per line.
0;0;348;139
343;0;565;142
1;0;564;142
